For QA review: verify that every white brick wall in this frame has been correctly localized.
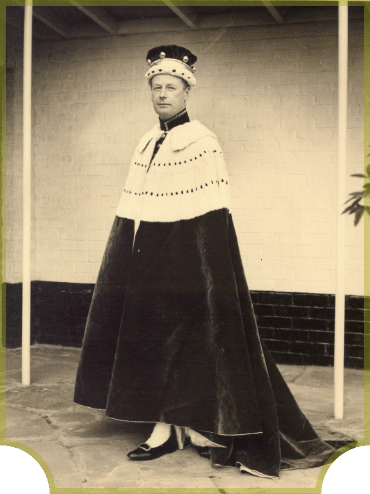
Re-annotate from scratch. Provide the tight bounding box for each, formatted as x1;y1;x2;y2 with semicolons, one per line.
6;19;364;295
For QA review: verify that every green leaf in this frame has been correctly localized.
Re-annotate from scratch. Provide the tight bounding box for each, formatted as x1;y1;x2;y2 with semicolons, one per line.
347;192;364;199
354;208;364;226
366;163;370;176
344;196;359;205
342;202;360;214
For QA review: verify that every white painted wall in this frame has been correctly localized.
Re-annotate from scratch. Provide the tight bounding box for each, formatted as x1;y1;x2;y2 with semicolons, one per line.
6;19;364;295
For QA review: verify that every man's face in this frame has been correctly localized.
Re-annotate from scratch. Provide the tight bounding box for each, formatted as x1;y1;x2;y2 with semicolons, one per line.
151;74;190;120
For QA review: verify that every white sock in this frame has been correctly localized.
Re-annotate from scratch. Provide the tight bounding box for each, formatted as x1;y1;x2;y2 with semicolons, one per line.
145;423;171;448
184;428;227;448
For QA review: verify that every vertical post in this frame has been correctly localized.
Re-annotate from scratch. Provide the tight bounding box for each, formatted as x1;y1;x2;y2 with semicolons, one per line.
334;5;348;420
22;4;33;386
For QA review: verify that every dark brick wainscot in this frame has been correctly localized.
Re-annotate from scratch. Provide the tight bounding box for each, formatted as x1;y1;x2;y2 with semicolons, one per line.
5;282;368;369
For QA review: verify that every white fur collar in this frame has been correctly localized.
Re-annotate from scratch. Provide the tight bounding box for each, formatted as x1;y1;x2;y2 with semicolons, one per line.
137;120;217;153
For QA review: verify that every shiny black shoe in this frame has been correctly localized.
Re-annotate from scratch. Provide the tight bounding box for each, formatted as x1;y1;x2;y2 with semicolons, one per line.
127;426;178;461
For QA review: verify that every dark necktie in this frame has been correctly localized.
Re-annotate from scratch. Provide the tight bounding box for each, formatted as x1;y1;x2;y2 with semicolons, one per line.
148;133;167;171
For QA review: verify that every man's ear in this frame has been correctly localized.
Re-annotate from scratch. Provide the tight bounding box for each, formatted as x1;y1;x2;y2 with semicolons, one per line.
184;86;191;102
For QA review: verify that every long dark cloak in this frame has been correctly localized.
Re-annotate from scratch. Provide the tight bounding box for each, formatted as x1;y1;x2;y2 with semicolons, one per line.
74;208;335;477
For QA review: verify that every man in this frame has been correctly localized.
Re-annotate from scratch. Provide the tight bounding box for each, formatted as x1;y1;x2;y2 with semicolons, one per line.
74;45;335;477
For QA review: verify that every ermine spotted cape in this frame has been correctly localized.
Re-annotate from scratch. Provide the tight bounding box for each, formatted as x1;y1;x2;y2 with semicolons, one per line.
116;120;230;223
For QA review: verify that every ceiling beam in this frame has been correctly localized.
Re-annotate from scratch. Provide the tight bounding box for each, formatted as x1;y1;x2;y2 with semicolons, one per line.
10;2;69;36
262;2;285;24
66;8;352;38
32;9;70;37
67;2;119;34
115;16;191;36
161;1;197;29
115;11;263;36
16;6;362;40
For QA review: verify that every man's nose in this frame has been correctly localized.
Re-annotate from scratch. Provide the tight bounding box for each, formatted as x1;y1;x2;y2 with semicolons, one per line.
159;88;167;98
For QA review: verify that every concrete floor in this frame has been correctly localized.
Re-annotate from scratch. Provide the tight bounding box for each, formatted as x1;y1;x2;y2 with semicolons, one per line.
5;344;365;489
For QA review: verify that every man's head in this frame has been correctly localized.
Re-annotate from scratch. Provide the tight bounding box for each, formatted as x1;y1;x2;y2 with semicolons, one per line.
145;46;197;116
151;74;190;120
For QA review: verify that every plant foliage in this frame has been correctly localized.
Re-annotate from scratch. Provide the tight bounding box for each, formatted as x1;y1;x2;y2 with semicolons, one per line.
342;160;370;226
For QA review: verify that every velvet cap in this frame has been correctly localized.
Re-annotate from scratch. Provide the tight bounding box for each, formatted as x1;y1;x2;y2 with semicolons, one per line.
145;45;197;87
